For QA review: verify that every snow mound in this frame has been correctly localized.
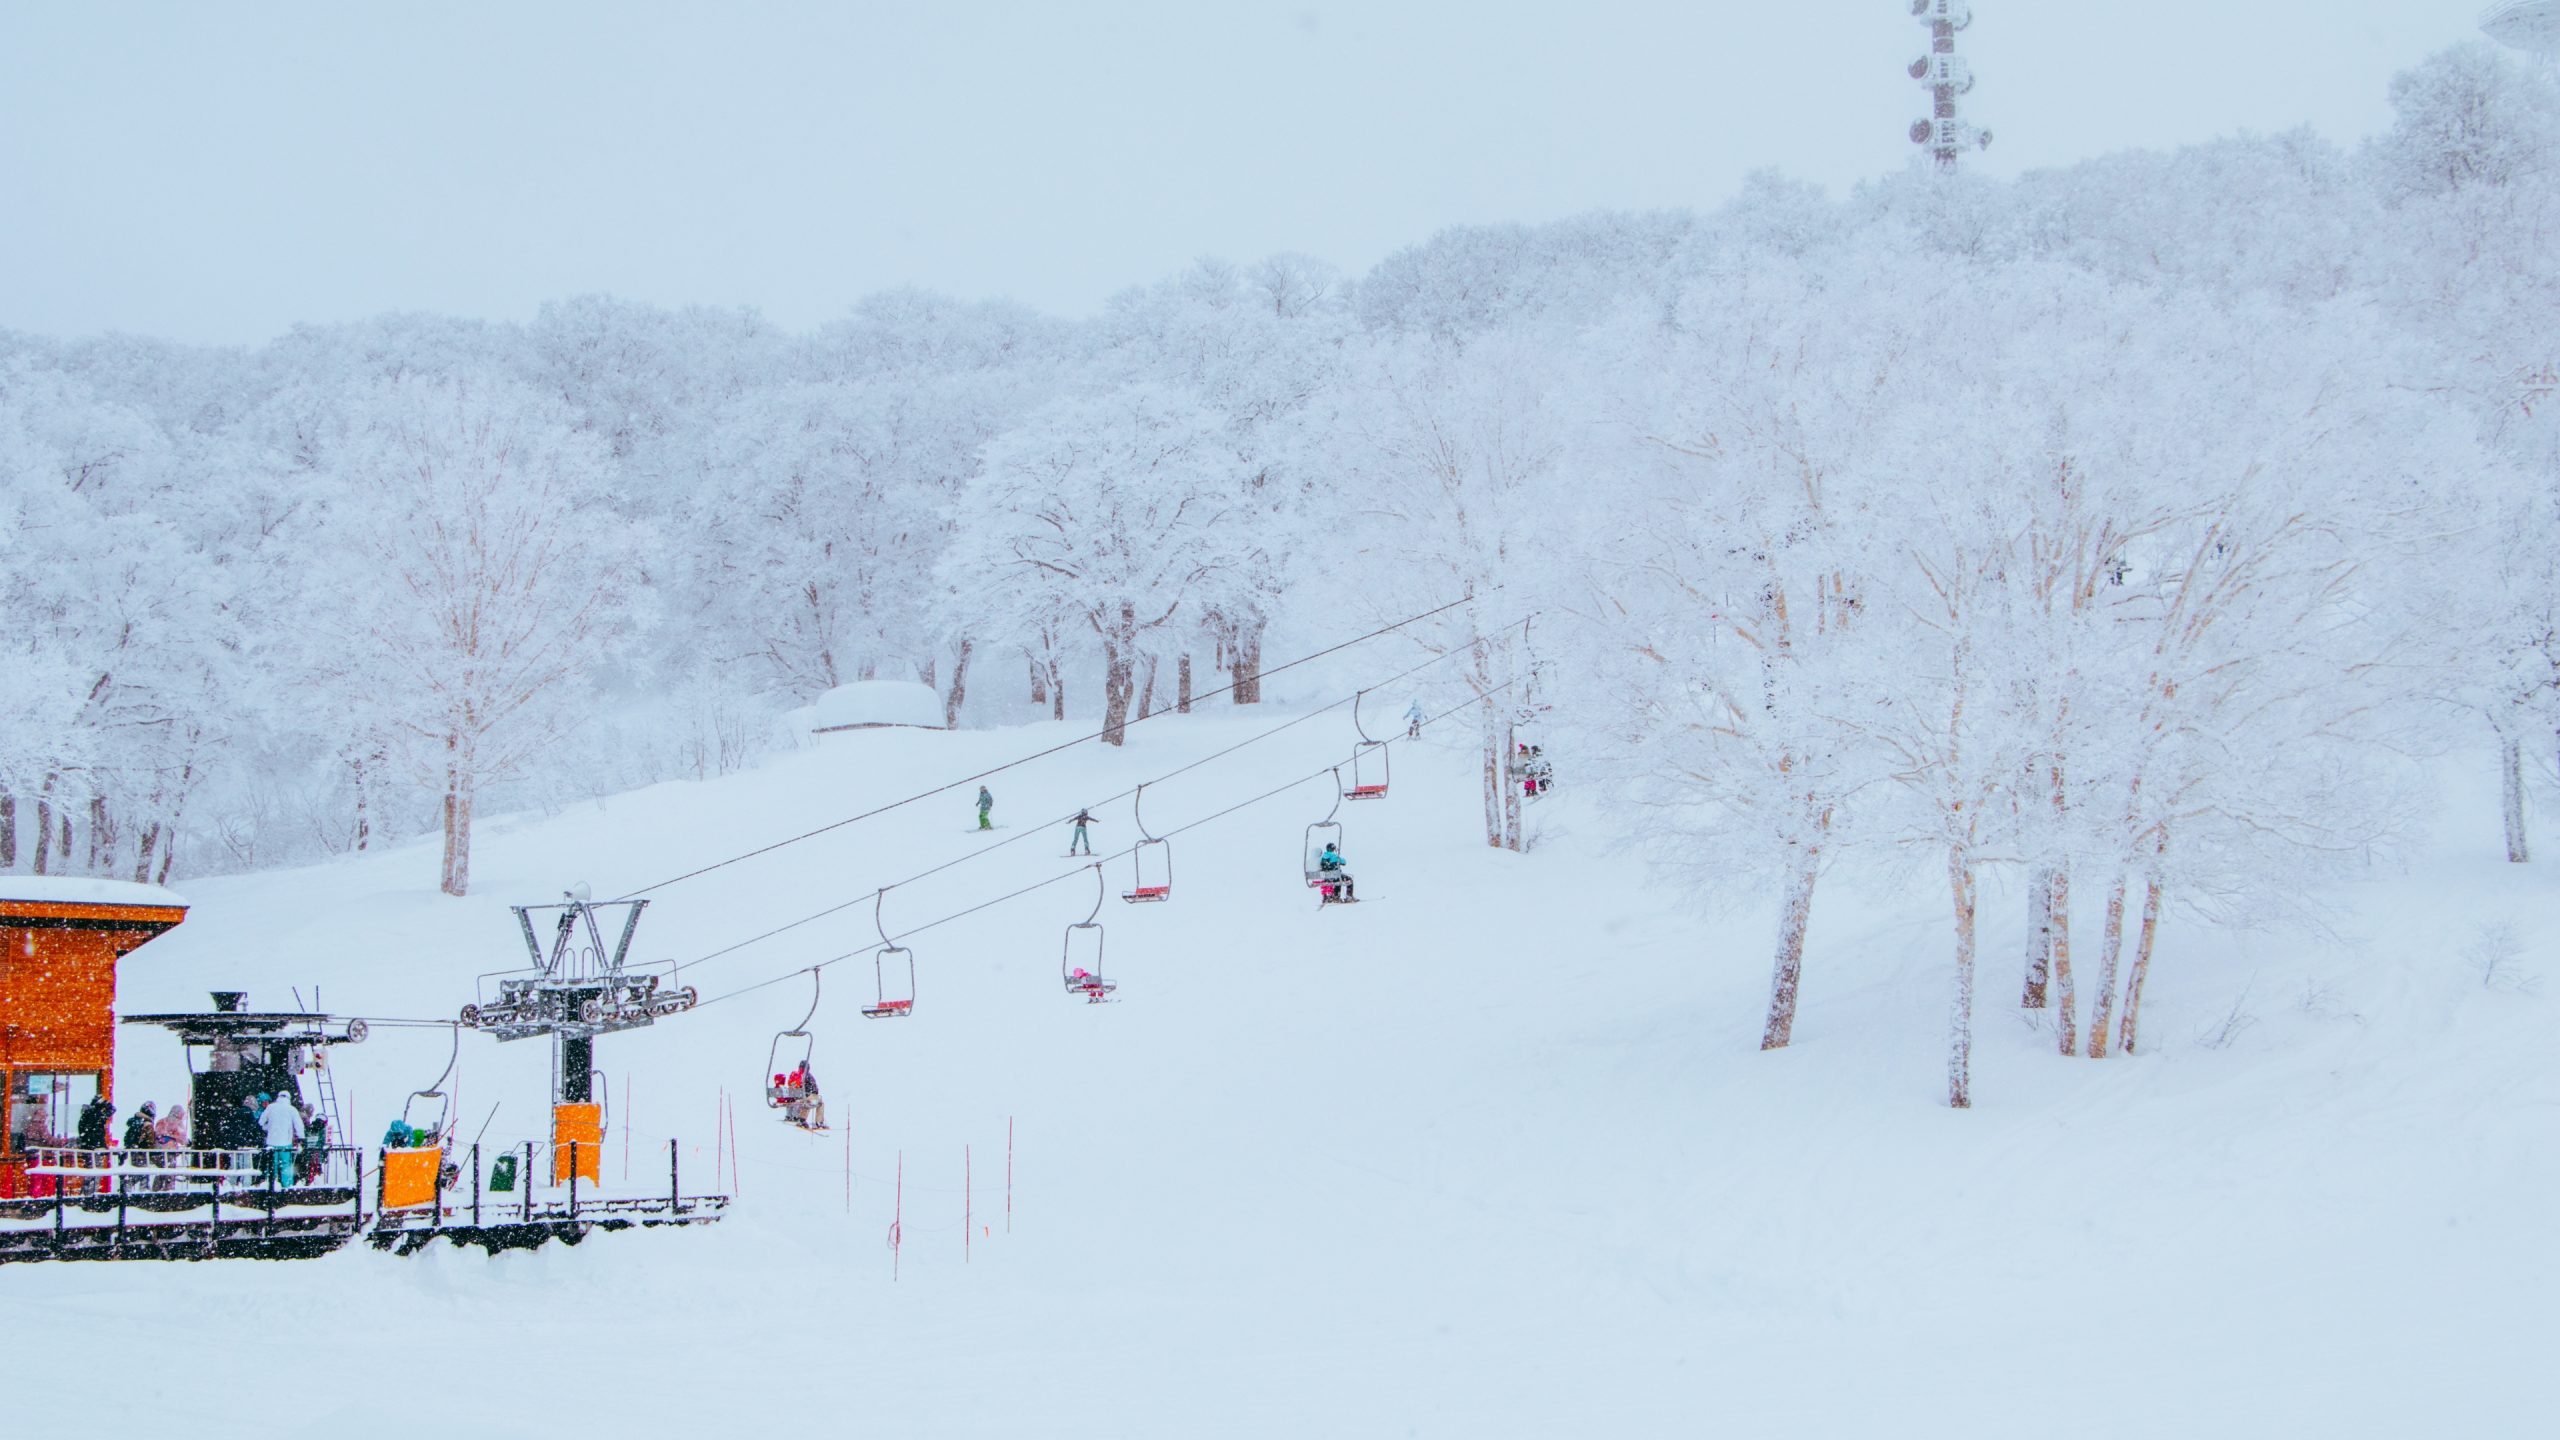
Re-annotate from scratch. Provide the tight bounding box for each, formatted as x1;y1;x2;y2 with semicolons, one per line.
811;680;944;732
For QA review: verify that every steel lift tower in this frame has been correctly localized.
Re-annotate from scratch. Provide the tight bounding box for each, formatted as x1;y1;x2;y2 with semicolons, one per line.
1909;1;1993;171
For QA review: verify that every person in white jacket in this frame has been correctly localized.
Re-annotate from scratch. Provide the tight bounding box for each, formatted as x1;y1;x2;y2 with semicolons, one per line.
259;1091;305;1189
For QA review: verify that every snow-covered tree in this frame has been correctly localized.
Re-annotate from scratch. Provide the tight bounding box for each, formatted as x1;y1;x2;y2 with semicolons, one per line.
313;375;634;895
944;384;1248;745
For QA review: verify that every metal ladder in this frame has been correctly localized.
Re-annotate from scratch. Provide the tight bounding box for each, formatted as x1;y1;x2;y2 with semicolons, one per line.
307;1050;345;1151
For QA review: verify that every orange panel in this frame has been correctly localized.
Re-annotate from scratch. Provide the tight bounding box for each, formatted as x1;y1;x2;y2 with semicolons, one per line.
0;929;123;1073
382;1146;444;1210
552;1103;602;1183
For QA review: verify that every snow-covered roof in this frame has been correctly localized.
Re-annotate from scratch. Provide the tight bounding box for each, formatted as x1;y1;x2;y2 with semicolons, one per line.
0;876;190;909
812;680;945;732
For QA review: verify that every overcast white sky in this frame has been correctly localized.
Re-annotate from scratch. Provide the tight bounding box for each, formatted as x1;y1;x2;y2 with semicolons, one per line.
0;1;2494;345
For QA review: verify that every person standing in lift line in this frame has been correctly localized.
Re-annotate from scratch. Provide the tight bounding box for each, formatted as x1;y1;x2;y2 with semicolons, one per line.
1068;807;1099;855
976;785;994;831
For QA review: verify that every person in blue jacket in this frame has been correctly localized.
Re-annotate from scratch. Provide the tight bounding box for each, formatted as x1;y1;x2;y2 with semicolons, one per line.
1317;842;1355;901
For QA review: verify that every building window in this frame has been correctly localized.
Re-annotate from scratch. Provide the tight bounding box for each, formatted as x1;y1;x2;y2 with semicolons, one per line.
6;1071;102;1152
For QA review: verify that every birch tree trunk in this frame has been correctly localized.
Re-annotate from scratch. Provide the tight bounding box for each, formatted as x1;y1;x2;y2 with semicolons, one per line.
87;797;112;873
133;823;160;884
2051;864;2080;1056
2086;873;2130;1058
1231;615;1264;705
351;753;372;853
33;775;56;876
1049;659;1065;721
1761;843;1822;1050
439;732;475;897
1100;603;1139;746
2500;732;2528;863
2021;868;2053;1008
1137;651;1159;721
1948;849;1978;1110
1177;654;1193;713
1028;652;1047;705
942;638;973;729
1;793;14;868
2117;874;2166;1055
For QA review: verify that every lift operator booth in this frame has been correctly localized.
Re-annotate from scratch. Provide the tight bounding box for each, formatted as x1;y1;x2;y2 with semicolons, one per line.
0;879;189;1199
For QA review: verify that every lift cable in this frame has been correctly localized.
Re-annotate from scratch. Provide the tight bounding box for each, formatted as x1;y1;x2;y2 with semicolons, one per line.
682;680;1517;1015
607;594;1485;902
666;617;1529;980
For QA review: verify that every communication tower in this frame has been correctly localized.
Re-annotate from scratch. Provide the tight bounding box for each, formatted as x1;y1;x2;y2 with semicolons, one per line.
1909;1;1993;171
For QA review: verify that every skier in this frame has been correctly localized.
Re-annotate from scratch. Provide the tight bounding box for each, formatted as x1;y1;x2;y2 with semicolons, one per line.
787;1062;825;1131
1405;700;1426;738
259;1090;306;1189
975;785;995;831
1316;842;1356;902
1067;807;1100;855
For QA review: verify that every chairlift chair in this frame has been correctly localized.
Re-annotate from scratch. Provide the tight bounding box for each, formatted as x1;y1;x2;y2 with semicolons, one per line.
396;1024;458;1146
765;970;820;1107
1122;783;1173;903
1345;691;1390;800
1303;768;1357;905
863;891;917;1017
1062;864;1117;1003
399;1089;451;1147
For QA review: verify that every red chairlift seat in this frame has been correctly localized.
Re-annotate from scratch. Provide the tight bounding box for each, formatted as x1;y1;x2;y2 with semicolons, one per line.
863;896;917;1019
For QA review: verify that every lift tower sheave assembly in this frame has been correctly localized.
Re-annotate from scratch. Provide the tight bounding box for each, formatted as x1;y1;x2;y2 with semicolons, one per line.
457;890;696;1181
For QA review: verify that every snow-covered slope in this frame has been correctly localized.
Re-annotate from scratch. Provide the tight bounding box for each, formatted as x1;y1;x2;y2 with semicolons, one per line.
17;705;2553;1438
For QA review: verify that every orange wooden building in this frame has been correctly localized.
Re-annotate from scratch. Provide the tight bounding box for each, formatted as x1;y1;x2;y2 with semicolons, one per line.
0;879;188;1199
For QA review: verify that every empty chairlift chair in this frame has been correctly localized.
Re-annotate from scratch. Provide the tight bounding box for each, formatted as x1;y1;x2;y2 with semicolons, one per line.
1345;690;1390;800
863;891;916;1018
1123;783;1173;903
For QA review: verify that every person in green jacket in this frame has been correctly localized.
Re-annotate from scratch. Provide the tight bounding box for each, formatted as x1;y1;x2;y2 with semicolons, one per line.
976;785;995;831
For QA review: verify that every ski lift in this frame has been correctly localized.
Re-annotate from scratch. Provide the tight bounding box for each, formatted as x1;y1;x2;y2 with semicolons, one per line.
1346;690;1390;800
397;1025;457;1146
864;890;916;1018
1062;864;1116;1003
765;970;820;1108
1122;783;1173;903
1303;768;1357;905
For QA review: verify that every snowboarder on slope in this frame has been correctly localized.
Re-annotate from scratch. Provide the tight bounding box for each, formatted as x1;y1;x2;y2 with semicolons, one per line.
976;785;995;831
1068;808;1099;855
1317;842;1355;902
